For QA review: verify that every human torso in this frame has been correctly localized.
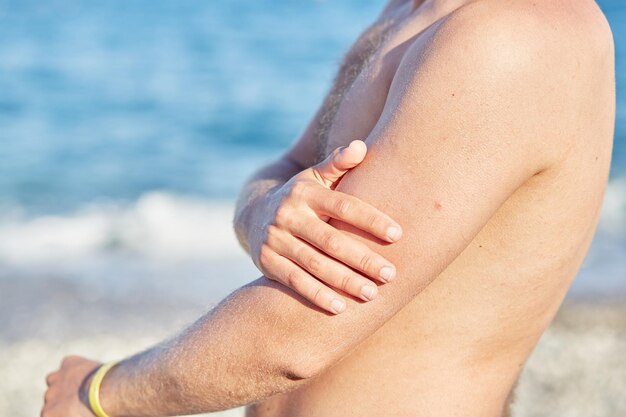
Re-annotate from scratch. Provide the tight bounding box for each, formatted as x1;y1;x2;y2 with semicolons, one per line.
249;1;615;416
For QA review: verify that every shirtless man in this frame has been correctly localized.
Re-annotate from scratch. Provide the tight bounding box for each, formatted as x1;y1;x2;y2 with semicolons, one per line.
42;0;615;416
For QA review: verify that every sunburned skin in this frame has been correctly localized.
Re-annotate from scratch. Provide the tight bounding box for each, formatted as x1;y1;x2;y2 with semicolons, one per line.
247;0;615;416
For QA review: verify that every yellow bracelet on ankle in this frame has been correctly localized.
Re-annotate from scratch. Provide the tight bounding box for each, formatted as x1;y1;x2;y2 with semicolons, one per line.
88;361;119;417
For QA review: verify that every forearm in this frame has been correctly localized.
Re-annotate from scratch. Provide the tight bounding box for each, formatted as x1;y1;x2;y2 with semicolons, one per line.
97;277;400;417
233;156;303;253
98;279;299;416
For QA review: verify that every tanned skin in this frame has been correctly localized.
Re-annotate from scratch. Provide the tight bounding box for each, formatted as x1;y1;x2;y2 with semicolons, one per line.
43;0;615;416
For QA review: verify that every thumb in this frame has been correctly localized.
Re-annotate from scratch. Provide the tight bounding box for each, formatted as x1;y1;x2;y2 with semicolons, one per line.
312;140;367;187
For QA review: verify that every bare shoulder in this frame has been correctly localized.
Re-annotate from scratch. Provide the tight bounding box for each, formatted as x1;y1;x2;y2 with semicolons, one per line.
426;0;614;73
389;0;615;168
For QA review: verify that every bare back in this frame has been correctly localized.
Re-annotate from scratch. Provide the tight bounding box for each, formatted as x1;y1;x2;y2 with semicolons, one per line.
249;0;615;416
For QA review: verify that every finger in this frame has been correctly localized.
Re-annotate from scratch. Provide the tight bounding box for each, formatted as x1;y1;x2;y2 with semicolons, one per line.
277;233;379;302
43;387;55;404
46;371;59;387
312;140;367;187
61;355;80;367
41;404;58;417
264;249;347;314
311;188;402;243
293;220;397;283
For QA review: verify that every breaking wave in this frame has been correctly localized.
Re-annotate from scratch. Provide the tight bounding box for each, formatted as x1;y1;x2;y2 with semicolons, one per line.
0;192;242;266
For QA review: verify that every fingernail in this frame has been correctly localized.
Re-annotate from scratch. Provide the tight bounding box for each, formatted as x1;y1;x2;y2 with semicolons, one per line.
386;226;402;242
360;285;377;301
330;299;346;314
379;266;396;282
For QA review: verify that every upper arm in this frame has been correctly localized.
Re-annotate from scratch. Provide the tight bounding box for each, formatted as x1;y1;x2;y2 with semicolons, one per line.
236;3;586;378
332;4;561;292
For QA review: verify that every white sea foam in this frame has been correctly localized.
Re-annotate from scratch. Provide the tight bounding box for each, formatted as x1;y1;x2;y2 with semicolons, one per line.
0;192;242;266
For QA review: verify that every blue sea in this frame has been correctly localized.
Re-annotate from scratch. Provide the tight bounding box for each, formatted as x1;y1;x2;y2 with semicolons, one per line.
0;0;624;297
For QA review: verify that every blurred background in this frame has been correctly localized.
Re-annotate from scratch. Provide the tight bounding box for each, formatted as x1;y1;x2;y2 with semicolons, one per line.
0;1;624;416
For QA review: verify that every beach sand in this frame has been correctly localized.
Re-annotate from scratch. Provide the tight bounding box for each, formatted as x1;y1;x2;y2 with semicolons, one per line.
1;269;625;417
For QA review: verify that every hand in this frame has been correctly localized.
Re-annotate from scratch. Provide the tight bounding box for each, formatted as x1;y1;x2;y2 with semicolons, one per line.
42;356;101;417
247;140;403;314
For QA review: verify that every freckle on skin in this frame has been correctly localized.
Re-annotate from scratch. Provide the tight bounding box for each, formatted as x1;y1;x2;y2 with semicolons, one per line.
434;201;442;210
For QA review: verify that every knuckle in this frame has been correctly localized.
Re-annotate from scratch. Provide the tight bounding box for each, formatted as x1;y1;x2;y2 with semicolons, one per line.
285;269;302;287
306;255;322;273
359;254;374;272
291;243;305;259
45;373;56;386
44;389;54;403
334;198;352;216
311;286;324;304
265;224;280;245
340;274;354;290
274;206;291;227
322;233;341;253
61;356;76;366
290;181;308;199
367;213;383;231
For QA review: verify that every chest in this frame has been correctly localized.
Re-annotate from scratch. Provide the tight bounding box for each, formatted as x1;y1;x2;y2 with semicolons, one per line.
315;10;433;160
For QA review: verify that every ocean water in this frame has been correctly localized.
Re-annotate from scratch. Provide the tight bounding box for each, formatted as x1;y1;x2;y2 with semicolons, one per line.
0;0;624;297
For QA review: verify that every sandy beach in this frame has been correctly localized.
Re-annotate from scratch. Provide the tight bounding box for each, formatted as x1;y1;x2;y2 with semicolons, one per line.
1;264;624;417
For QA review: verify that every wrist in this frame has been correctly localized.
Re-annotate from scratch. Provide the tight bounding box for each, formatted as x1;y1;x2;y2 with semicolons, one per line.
87;361;123;417
234;202;256;253
234;186;278;250
79;367;99;414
